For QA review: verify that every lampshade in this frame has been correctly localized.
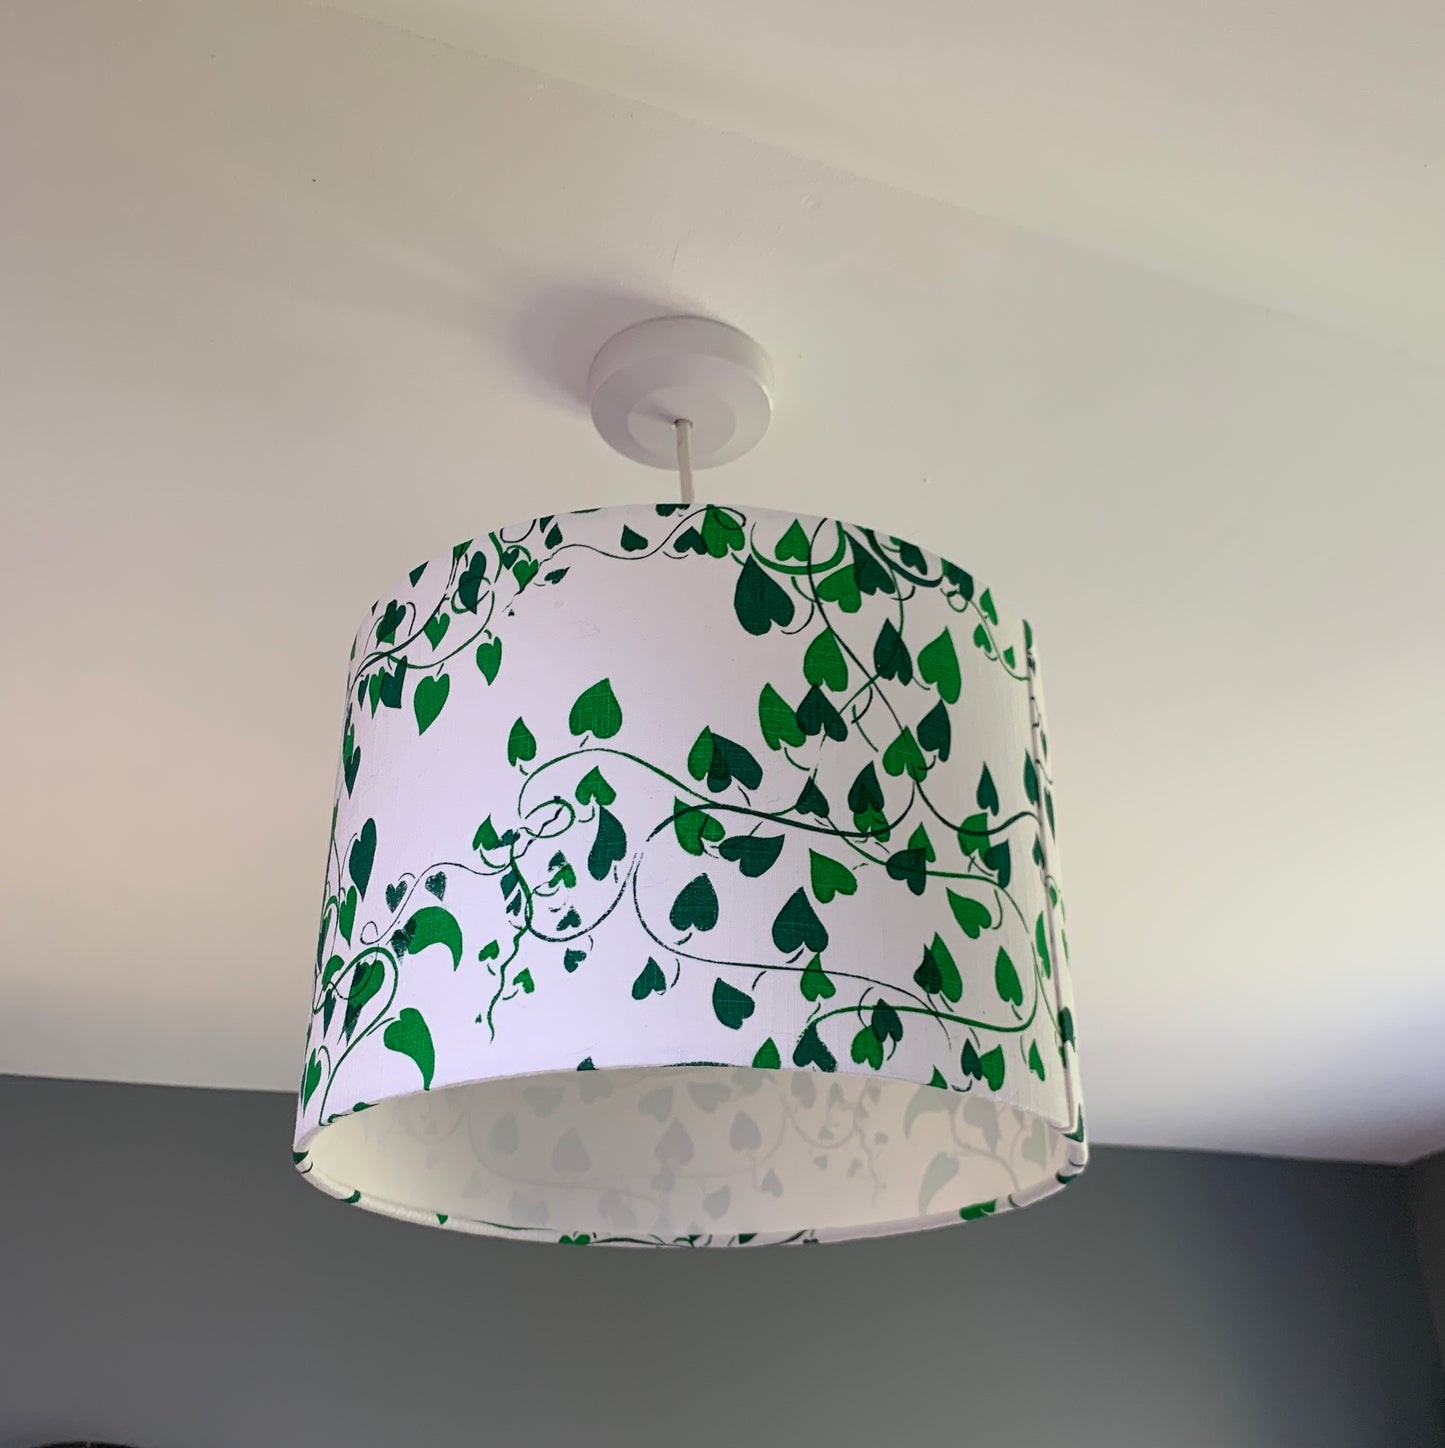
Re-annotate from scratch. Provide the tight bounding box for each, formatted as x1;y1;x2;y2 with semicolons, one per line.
295;502;1085;1244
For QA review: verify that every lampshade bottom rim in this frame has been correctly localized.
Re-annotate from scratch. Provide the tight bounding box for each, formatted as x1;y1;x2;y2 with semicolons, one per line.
295;1064;1086;1245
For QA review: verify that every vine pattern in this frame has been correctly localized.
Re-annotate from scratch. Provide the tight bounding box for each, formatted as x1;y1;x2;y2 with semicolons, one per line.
295;502;1084;1243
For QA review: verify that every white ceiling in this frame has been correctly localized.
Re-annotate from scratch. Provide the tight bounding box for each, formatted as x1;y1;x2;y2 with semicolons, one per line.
2;0;1443;1163
323;0;1445;367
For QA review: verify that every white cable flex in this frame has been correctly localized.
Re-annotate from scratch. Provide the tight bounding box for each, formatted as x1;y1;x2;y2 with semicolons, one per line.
675;418;696;505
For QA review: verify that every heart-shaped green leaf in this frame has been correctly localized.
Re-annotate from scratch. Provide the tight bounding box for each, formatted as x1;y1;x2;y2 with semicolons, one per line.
851;1026;884;1069
803;629;848;691
793;1023;837;1072
734;556;795;636
383;1008;435;1089
797;685;847;742
808;851;856;904
1059;1008;1076;1049
673;525;706;555
321;954;347;993
871;1001;902;1044
620;525;649;551
976;765;999;815
882;726;928;781
947;890;991;939
507;717;536;766
375;599;405;644
337;886;357;944
795;777;830;818
672;798;726;856
915;932;962;1002
943;560;974;601
701;505;744;557
473;816;501;852
752;1037;781;1069
1035;913;1051;979
1023;754;1040;804
408;561;428;586
815;563;861;613
800;954;835;1001
979;1045;1005;1091
478;939;500;962
776;519;812;561
917;628;961;704
544;521;563;549
563;948;586;973
908;824;935;861
959;1199;996;1222
366;672;382;715
569;678;622;739
423;611;450;649
404;906;463;970
718;734;763;792
758;684;805;751
994;947;1023;1008
379;660;407;711
456;553;488;613
933;933;962;1002
670;874;719;933
894;538;926;572
343;741;362;795
961;1039;983;1081
475;637;502;684
343;957;384;1040
302;1052;322;1106
854;807;890;840
348;819;376;898
886;847;928;896
712;978;755;1030
587;807;628;880
873;619;913;683
956;813;991;859
849;535;895;596
413;673;450;734
917;701;951;762
848;762;885;816
576;766;616;807
632;958;666;999
385;881;406;913
982;840;1012;887
1028;1041;1046;1080
972;623;994;656
687;727;714;781
718;833;784;878
690;730;763;794
979;588;998;625
914;940;945;997
512;557;539;591
772;888;828;955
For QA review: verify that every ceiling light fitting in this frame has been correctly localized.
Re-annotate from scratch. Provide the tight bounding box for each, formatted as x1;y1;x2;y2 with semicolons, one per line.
293;316;1085;1245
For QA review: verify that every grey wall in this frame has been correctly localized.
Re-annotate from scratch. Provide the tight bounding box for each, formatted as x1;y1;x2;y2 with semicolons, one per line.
1;1076;1441;1448
1409;1149;1445;1365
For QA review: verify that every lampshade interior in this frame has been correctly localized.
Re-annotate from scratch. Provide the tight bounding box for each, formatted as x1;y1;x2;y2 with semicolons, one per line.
308;1066;1070;1242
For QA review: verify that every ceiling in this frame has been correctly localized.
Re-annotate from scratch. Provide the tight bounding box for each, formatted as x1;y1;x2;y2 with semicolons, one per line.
2;0;1442;1163
324;0;1445;367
